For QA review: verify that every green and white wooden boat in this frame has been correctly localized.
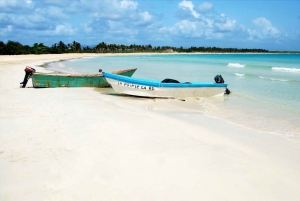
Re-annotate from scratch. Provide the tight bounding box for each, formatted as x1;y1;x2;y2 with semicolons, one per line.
31;68;137;88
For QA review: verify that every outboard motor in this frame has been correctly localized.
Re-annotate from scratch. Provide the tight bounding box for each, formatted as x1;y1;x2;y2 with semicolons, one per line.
214;74;224;83
225;88;231;95
214;75;231;95
20;66;36;88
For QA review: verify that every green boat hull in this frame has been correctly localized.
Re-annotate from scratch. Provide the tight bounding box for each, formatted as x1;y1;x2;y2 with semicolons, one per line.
32;68;137;88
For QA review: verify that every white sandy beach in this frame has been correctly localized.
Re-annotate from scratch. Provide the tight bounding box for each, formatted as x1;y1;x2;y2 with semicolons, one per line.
0;54;300;201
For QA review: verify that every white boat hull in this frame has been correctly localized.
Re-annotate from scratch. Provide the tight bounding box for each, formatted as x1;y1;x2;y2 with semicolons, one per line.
105;77;226;98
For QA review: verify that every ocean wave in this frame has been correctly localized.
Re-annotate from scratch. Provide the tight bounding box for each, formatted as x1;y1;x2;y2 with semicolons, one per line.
69;58;80;62
272;67;300;73
58;63;65;67
81;56;97;60
70;56;96;62
227;63;245;68
259;76;289;82
234;73;245;77
82;56;96;59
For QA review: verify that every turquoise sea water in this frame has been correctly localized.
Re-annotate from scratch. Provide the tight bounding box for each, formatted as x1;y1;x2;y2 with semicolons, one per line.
48;54;300;140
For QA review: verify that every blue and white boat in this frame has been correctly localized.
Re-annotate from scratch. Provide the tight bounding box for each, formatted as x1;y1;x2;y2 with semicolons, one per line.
102;72;229;98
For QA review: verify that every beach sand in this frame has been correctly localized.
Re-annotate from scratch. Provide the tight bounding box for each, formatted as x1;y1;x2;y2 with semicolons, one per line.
0;54;300;201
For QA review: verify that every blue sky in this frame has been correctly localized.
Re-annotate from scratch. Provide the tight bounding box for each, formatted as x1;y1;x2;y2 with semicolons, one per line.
1;0;299;51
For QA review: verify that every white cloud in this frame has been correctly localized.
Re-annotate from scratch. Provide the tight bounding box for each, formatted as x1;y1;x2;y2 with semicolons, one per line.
107;20;123;30
120;0;138;10
169;5;242;40
141;11;152;21
46;6;69;19
0;0;32;12
173;20;205;37
88;0;155;31
165;19;221;39
178;0;200;18
214;14;237;32
43;0;69;5
89;0;140;20
205;18;214;28
161;19;226;41
249;17;280;39
0;12;49;30
0;25;13;37
198;2;213;13
29;6;69;21
25;0;34;9
54;24;76;35
135;11;153;26
0;0;18;7
253;17;279;35
110;26;135;37
83;24;92;33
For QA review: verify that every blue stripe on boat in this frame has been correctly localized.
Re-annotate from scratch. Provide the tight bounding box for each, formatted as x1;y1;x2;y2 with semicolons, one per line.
103;72;228;88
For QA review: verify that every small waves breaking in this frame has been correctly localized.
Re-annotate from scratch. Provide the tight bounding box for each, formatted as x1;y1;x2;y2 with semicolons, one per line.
272;67;300;73
69;56;96;62
58;62;65;67
233;73;296;83
69;58;81;62
227;63;245;68
47;62;77;73
234;73;245;77
259;76;289;82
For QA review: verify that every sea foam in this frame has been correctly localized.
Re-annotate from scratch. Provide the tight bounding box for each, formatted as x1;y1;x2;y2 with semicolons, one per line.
234;73;245;77
259;76;289;82
69;58;80;62
82;56;96;59
227;63;245;68
70;57;96;62
272;67;300;73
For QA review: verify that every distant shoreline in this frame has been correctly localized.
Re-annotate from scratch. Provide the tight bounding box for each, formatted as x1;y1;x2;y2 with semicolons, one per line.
2;40;299;55
1;51;299;58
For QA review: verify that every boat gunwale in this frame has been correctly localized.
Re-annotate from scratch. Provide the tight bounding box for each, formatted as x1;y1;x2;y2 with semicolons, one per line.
32;68;137;77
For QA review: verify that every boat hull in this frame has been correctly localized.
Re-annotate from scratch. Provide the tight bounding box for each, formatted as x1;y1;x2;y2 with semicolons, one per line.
32;68;137;88
103;72;228;98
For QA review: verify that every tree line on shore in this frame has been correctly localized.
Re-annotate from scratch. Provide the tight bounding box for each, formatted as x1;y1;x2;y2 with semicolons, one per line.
0;40;270;55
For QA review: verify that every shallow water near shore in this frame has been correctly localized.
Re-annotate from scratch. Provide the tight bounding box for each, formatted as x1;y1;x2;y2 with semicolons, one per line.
49;54;300;140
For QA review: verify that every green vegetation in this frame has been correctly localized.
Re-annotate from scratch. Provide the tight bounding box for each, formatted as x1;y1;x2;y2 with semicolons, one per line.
1;40;296;55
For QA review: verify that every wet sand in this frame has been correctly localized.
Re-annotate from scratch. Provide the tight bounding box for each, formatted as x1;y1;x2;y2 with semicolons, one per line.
0;54;300;201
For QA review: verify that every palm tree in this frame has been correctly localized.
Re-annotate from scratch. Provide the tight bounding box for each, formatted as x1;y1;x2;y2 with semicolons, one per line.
0;41;6;55
95;42;107;53
58;41;67;53
71;41;81;52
